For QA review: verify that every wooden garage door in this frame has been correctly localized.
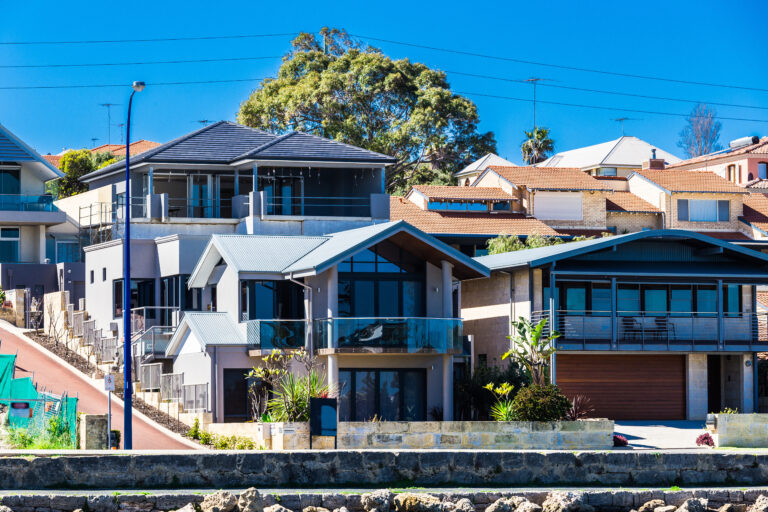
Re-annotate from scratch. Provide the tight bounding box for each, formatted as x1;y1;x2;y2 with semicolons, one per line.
556;354;686;420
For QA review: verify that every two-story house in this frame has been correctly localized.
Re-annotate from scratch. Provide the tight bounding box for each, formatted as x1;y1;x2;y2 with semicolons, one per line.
666;136;768;186
465;230;768;420
164;221;487;423
452;153;515;186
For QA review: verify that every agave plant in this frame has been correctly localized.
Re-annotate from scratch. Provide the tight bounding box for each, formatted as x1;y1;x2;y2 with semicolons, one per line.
503;317;560;386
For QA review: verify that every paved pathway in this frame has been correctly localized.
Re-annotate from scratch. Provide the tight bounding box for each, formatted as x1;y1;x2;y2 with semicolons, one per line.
0;322;198;450
614;420;707;449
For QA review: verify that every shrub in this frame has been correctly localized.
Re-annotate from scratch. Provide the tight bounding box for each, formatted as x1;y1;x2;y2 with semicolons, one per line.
510;384;570;421
484;382;516;422
613;434;629;447
186;418;201;440
696;432;715;447
198;430;213;445
565;394;595;421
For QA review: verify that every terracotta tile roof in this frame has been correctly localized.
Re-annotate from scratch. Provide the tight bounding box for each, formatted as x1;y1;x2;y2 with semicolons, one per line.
43;154;62;168
410;185;514;202
390;196;558;236
632;170;748;194
486;166;612;191
667;137;768;169
746;179;768;189
91;139;161;157
693;231;752;240
741;193;768;232
757;291;768;310
605;192;661;213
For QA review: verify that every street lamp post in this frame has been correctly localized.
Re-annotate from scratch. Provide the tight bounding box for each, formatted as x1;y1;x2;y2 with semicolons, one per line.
123;80;145;450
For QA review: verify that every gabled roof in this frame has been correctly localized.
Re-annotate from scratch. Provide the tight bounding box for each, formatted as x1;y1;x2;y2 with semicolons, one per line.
166;312;246;356
539;136;681;169
81;121;396;183
390;196;557;236
409;185;515;202
0;123;62;179
479;166;612;191
630;170;748;194
188;220;489;286
91;140;161;157
666;136;768;169
454;153;515;177
606;191;661;213
741;193;768;233
475;229;768;272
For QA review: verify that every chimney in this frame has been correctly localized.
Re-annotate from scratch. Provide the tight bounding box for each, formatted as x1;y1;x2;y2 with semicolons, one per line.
642;148;666;170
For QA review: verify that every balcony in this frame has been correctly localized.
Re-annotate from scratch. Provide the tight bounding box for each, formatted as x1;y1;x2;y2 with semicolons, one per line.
245;319;307;352
534;310;768;351
315;317;463;354
0;194;64;225
263;195;372;218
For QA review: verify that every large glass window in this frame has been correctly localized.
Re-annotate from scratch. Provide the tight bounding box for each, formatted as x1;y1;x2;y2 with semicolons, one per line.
0;227;20;263
113;278;155;318
160;274;202;324
0;169;20;195
617;284;640;314
643;286;668;316
239;280;303;321
670;286;693;316
696;285;717;315
724;284;741;317
428;201;487;211
338;368;426;421
338;242;425;318
677;199;729;222
223;369;251;422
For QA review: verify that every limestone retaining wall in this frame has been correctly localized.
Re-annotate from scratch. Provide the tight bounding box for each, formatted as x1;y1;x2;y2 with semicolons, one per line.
0;451;766;488
337;419;613;449
715;413;768;447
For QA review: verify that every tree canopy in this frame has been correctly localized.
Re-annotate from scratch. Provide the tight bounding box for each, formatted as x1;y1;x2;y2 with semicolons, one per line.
678;103;722;158
237;28;496;193
53;150;121;198
521;127;554;165
486;232;608;255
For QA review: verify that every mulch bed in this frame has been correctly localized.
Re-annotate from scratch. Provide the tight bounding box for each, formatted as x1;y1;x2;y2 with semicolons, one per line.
113;390;191;436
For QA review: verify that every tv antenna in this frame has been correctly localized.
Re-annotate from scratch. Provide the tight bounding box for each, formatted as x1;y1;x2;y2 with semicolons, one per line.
99;103;120;146
524;78;555;130
196;119;213;127
113;123;126;144
612;117;642;136
90;137;99;148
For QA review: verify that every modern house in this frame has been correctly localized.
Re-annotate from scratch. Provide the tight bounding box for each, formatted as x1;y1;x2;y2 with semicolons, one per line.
453;153;515;186
667;136;768;186
538;136;681;177
465;230;768;419
165;221;488;423
0;123;83;300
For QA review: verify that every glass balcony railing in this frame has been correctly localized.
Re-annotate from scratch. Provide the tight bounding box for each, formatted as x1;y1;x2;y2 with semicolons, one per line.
0;194;57;212
245;319;307;350
314;317;463;353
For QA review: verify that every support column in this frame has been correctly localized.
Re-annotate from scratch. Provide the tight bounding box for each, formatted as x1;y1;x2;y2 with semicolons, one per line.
441;260;453;317
686;353;708;420
148;167;153;196
327;354;339;398
38;225;46;263
442;354;453;421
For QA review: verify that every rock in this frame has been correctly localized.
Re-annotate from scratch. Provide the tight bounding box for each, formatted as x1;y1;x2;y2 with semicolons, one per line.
303;508;330;512
749;497;768;512
517;503;542;512
323;495;346;511
454;500;475;512
542;493;594;512
202;492;238;512
362;491;395;512
177;505;197;512
654;507;677;512
639;501;667;512
333;508;350;512
265;506;292;512
486;498;529;512
393;494;443;512
87;496;117;512
676;499;707;512
239;489;263;512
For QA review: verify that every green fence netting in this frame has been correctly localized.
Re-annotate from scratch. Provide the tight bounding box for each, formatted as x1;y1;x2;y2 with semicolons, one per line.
0;354;78;446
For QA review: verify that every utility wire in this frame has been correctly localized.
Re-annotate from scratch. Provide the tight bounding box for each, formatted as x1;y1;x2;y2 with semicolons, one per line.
455;90;768;123
0;78;267;90
0;33;298;45
447;70;768;111
352;34;768;93
0;56;281;69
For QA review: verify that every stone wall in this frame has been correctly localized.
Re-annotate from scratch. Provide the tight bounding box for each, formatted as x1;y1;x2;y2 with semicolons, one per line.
2;487;768;512
0;451;767;488
337;420;613;450
715;413;768;447
77;414;108;450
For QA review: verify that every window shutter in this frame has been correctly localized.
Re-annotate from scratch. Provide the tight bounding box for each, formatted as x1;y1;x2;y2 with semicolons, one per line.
677;199;689;221
718;200;729;221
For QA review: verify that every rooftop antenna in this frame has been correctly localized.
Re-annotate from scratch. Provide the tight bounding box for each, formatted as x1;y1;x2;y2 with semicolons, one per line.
524;78;554;130
611;117;642;136
99;103;120;146
196;119;212;127
90;137;99;148
113;123;126;144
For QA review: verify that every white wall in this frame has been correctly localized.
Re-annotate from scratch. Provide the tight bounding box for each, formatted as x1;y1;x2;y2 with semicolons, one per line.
533;191;583;220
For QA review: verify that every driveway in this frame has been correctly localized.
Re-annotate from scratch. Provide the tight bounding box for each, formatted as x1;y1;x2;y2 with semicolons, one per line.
0;322;198;450
614;420;707;449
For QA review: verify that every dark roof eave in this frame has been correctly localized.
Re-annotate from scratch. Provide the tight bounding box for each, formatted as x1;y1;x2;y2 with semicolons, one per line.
233;155;397;164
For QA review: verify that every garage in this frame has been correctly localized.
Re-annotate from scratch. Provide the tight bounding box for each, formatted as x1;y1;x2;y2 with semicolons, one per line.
556;354;686;420
533;191;583;220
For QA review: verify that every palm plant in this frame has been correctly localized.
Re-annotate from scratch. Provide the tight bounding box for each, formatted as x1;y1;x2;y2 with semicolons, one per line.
503;317;559;386
521;127;554;165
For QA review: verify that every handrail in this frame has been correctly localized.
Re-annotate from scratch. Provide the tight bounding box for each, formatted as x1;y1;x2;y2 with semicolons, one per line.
0;194;57;212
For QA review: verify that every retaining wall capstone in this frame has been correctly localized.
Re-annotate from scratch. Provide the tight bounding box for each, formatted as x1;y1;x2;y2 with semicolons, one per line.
0;450;765;489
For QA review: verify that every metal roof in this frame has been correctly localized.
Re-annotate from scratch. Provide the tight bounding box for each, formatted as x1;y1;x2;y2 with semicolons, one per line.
539;136;681;169
213;234;328;273
82;121;397;182
166;312;245;355
0;123;63;179
474;229;768;271
453;153;515;177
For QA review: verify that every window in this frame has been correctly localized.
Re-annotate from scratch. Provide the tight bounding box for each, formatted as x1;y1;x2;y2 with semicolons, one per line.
427;201;487;211
338;369;426;421
56;241;80;263
723;284;741;317
696;285;717;316
617;284;640;314
677;199;729;222
560;282;610;314
492;201;511;211
113;278;155;318
223;369;252;421
670;286;693;316
239;280;303;322
596;167;617;177
727;165;736;183
759;162;768;180
90;270;94;284
113;280;123;318
0;227;20;263
643;285;668;316
0;169;20;194
160;274;203;324
102;268;106;281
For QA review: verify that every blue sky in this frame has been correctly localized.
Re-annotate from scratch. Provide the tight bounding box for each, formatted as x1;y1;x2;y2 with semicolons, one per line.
2;0;767;164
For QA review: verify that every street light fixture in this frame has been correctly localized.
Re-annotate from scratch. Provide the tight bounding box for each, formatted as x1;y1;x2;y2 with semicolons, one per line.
123;80;145;450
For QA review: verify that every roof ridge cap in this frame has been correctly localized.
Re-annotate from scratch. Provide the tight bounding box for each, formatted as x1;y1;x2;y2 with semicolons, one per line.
233;131;295;160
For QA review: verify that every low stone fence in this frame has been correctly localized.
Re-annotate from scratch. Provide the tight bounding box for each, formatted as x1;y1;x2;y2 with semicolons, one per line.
715;413;768;447
338;419;613;449
0;451;766;488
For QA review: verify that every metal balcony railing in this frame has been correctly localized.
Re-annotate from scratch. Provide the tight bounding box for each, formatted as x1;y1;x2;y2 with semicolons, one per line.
0;194;57;212
131;306;180;335
315;317;463;353
160;373;183;403
244;319;307;350
264;195;371;218
182;383;208;412
140;362;163;392
166;197;233;219
133;325;175;358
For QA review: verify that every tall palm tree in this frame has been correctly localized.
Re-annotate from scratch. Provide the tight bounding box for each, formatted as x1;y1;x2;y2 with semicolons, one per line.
521;127;554;165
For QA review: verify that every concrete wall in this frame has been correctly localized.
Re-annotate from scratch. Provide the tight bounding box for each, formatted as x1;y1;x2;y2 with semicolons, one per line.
156;235;210;278
715;413;768;447
461;272;511;367
687;353;708;420
2;451;768;488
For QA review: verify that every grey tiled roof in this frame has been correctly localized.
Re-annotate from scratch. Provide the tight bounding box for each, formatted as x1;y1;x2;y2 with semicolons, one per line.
81;121;396;182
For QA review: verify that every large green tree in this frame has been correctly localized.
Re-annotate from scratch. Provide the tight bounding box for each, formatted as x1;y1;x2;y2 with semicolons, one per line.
237;28;496;193
521;127;554;165
57;149;94;198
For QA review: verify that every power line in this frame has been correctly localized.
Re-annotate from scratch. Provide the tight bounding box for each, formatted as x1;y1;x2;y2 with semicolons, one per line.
454;90;768;123
352;34;768;93
0;78;267;90
0;56;281;69
0;33;298;45
446;70;768;111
